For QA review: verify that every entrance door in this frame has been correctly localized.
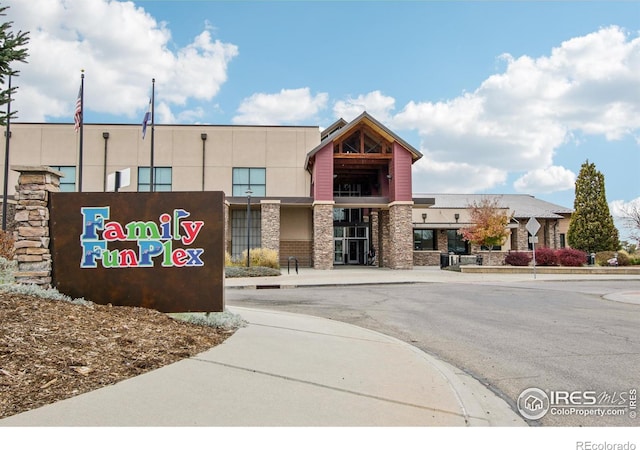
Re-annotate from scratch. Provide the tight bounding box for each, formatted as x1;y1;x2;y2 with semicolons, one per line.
347;239;366;264
348;239;360;264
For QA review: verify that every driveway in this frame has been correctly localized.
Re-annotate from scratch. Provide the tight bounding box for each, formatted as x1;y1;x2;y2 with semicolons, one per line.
227;279;640;426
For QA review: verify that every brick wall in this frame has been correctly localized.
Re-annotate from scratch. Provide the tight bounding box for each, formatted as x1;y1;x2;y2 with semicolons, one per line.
280;240;312;267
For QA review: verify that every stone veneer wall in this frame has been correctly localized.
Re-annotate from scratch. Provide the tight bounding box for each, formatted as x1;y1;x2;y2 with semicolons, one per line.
370;210;379;267
260;200;280;256
379;209;390;268
12;166;62;287
388;202;413;269
312;202;334;270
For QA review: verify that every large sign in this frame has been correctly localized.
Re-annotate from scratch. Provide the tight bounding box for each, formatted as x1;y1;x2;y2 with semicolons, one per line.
49;192;225;312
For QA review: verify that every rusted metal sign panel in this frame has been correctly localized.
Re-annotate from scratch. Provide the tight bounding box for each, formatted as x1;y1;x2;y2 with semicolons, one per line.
49;192;225;312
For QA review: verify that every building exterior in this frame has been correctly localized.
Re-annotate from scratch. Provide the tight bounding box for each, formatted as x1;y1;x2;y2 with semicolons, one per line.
2;112;572;268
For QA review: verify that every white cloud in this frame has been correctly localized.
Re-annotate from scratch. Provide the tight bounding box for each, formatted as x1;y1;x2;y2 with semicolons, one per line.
412;157;507;194
513;166;576;194
333;91;395;122
232;88;328;125
393;26;640;194
5;0;238;122
610;197;640;218
610;197;640;242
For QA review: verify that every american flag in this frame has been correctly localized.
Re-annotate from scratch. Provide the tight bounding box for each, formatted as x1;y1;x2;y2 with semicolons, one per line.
141;98;151;139
73;83;82;132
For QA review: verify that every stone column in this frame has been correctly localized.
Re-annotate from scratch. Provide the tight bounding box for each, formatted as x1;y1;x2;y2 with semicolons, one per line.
12;166;63;287
261;200;280;257
312;201;334;270
379;209;390;268
388;201;414;269
370;209;379;267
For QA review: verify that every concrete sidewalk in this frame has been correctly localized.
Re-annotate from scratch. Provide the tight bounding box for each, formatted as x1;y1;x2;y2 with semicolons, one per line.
1;306;524;426
226;265;640;289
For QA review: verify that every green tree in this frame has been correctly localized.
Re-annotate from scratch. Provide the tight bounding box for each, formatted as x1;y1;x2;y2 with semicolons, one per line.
567;160;619;252
459;197;512;260
0;4;29;126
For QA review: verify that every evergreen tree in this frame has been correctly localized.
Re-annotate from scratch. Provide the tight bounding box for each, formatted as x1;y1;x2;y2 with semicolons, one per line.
0;4;29;126
567;160;619;252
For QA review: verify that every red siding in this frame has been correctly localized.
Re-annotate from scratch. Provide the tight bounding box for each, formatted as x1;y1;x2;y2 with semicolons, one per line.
312;143;334;201
390;142;413;202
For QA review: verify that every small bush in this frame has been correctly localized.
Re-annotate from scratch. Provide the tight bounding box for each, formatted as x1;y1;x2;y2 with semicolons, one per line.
617;250;631;266
535;247;558;266
240;247;280;269
225;266;281;278
0;256;16;284
595;250;629;266
0;230;14;260
169;310;247;329
557;248;587;267
505;251;532;266
629;257;640;266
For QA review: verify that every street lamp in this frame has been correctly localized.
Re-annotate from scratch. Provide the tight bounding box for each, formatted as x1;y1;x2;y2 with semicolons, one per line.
246;189;252;267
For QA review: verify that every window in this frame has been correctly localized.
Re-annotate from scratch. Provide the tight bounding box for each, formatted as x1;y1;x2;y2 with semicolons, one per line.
49;166;76;192
559;233;566;249
233;168;265;197
447;229;469;255
481;244;502;251
333;208;362;223
414;229;436;250
231;209;261;259
138;167;172;192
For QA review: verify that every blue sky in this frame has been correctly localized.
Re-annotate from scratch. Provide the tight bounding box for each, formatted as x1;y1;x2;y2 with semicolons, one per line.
5;0;640;238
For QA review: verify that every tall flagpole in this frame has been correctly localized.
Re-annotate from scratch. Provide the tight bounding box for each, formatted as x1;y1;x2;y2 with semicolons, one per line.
150;78;155;192
78;70;85;192
2;73;12;231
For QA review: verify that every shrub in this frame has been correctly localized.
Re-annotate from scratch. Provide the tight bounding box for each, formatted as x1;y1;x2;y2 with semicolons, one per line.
534;247;558;266
0;256;16;284
0;230;14;260
595;251;615;266
225;266;281;278
617;250;631;266
505;251;532;266
557;248;587;267
240;247;280;269
629;257;640;266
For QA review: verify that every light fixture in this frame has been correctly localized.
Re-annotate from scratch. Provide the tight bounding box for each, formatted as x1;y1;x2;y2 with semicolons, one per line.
245;189;253;268
422;213;427;223
201;133;207;141
386;174;392;180
102;132;109;139
454;213;460;222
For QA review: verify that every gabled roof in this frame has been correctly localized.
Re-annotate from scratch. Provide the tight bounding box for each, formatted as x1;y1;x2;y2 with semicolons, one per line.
305;111;422;169
413;193;573;219
321;118;348;141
